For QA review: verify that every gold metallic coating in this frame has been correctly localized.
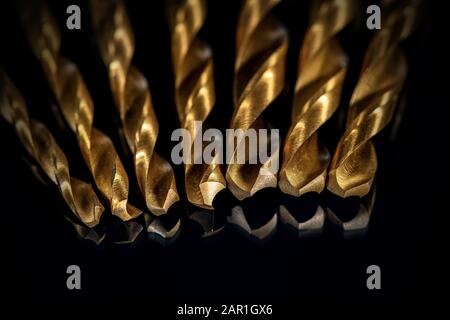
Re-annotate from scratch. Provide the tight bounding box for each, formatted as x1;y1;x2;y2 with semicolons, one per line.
24;3;141;221
279;0;355;197
226;0;288;200
0;71;104;227
327;1;418;197
90;0;180;216
169;0;226;209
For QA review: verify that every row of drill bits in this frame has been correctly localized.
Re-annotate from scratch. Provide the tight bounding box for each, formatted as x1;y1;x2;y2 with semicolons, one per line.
0;0;419;242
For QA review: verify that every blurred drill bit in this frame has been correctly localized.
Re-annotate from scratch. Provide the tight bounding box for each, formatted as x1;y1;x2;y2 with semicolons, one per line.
90;0;180;216
279;0;355;196
327;0;418;197
0;70;104;228
23;2;141;221
169;0;226;209
226;0;288;200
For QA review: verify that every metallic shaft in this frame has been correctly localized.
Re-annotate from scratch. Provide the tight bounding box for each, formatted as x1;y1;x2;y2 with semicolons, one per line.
90;0;180;216
226;0;288;200
0;70;104;227
169;0;226;209
327;0;418;197
24;3;141;221
279;0;355;197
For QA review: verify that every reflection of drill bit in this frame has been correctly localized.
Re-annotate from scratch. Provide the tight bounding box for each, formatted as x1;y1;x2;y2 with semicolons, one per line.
24;3;141;221
326;184;376;237
327;1;418;197
90;0;180;216
226;0;288;200
169;0;226;209
279;0;355;196
0;70;104;227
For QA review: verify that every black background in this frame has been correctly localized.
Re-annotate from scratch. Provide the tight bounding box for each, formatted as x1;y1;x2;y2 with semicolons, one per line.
1;0;447;313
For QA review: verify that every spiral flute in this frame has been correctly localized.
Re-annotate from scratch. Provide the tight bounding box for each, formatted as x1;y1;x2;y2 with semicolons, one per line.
24;3;141;221
226;0;288;200
327;1;418;197
90;0;180;216
0;70;104;227
279;0;355;197
170;0;226;209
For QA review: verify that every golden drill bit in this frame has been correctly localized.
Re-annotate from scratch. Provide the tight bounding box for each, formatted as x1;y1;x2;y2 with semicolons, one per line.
279;0;355;197
327;0;418;197
90;0;180;216
23;3;141;221
0;70;104;228
169;0;226;209
226;0;288;200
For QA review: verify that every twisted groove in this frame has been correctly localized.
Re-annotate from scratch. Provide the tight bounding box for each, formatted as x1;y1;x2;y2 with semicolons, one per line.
327;1;418;197
170;0;226;209
226;0;288;200
0;71;104;227
24;3;141;220
279;0;355;197
90;0;180;216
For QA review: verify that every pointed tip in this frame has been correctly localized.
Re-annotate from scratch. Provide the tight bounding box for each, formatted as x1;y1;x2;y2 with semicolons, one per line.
197;180;226;209
113;202;143;221
227;170;277;201
327;169;372;198
148;188;180;216
278;170;325;197
226;174;250;201
82;203;104;228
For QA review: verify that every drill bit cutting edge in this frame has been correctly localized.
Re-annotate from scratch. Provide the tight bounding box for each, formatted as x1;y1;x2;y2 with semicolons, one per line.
23;3;142;221
327;0;418;198
226;0;288;201
90;0;180;216
0;70;105;228
279;0;355;197
169;0;226;210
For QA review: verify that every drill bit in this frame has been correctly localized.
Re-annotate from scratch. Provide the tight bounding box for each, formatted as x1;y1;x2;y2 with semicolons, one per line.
279;0;355;196
90;0;180;216
327;0;418;197
169;0;226;209
23;3;141;221
0;70;104;228
226;0;288;200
